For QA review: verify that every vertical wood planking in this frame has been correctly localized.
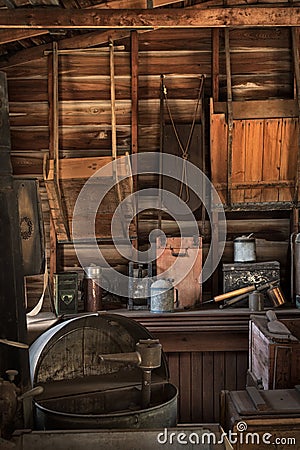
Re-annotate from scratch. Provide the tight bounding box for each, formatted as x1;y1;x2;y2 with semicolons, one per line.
210;106;228;204
225;352;237;391
179;353;191;423
213;352;225;421
236;351;248;390
244;119;264;202
166;349;248;424
231;120;245;203
262;119;282;202
191;352;203;423
279;118;298;201
202;351;214;422
212;29;219;102
166;352;180;422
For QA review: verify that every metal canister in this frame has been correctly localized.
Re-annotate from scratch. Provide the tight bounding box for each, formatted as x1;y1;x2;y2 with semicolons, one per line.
233;234;256;263
82;265;102;312
150;279;175;313
248;291;264;312
266;286;286;307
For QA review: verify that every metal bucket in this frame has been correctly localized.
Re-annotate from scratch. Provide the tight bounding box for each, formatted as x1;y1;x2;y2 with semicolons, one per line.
29;313;178;430
266;286;286;307
150;279;175;313
233;234;256;263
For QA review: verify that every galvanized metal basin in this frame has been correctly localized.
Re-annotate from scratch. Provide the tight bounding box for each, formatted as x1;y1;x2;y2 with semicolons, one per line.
29;313;178;430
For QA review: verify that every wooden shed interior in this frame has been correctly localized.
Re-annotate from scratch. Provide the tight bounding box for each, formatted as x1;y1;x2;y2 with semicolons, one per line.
1;2;300;449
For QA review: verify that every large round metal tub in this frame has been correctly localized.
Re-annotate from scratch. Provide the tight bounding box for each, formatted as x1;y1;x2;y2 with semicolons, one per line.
29;313;178;430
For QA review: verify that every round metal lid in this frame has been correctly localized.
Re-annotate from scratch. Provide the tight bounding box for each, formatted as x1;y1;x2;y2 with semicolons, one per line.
29;313;169;399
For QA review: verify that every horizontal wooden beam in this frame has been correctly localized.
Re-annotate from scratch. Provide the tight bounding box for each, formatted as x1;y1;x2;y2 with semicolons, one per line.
214;99;299;119
0;7;299;29
46;156;131;180
92;0;181;8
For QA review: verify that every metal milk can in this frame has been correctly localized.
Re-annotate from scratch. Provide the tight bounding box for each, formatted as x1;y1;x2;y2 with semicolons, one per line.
233;234;256;263
150;279;175;313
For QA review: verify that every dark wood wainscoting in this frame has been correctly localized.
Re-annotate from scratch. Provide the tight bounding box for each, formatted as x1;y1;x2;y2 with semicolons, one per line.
129;309;299;424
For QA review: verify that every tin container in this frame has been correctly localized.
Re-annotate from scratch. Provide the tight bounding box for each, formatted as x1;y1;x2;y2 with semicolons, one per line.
82;265;102;312
233;235;256;263
248;291;264;312
150;279;175;313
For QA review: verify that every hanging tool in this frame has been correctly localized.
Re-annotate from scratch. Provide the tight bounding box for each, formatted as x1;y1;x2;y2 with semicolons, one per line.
163;75;205;203
202;279;279;306
219;279;280;309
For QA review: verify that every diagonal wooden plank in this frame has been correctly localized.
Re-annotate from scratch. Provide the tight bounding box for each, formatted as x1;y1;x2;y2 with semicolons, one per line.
0;29;48;44
0;29;132;68
0;7;299;29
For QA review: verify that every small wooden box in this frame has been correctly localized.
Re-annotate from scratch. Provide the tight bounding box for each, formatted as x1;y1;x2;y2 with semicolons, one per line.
156;236;202;309
249;315;300;389
221;387;300;450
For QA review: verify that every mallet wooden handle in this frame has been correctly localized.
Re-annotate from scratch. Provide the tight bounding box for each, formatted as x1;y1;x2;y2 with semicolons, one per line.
213;285;256;303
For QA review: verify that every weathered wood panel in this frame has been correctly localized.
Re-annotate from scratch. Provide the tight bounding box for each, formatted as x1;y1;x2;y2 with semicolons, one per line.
210;108;228;204
279;118;298;201
210;104;299;206
231;120;245;203
244;119;264;202
261;119;282;202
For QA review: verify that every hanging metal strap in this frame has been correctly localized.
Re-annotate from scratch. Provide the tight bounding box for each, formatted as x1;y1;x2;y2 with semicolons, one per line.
163;74;205;202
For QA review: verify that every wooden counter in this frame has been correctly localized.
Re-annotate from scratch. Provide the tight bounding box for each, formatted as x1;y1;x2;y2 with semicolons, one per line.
119;308;300;424
27;308;300;425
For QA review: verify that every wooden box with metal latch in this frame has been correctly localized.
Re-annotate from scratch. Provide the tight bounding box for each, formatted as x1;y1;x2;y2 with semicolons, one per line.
221;386;300;450
156;236;202;309
248;314;300;390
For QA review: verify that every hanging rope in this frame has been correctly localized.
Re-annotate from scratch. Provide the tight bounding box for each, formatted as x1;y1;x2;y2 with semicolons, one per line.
163;75;205;202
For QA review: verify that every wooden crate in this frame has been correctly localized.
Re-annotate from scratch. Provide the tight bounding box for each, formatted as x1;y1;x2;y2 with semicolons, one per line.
249;315;300;389
156;236;202;309
221;387;300;450
210;98;299;206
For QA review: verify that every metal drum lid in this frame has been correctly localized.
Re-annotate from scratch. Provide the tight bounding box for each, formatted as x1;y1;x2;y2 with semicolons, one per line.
29;313;169;401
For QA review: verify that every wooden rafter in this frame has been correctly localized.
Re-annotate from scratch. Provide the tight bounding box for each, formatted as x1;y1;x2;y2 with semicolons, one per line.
91;0;181;7
0;29;48;45
0;29;131;68
0;7;299;29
